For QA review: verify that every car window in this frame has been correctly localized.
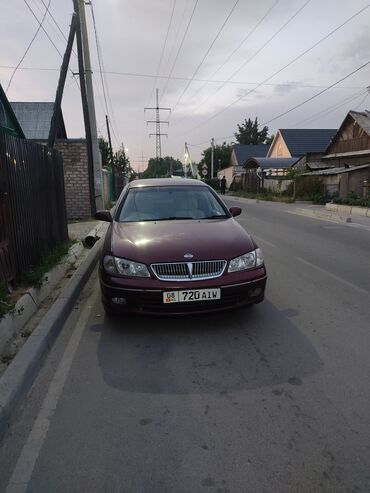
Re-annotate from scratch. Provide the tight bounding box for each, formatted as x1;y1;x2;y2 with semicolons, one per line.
118;186;229;222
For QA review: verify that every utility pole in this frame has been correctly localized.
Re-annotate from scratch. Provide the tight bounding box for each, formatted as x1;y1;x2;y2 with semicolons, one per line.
184;142;193;178
105;115;114;167
76;0;103;210
211;137;215;179
73;0;95;215
48;14;76;148
145;89;171;176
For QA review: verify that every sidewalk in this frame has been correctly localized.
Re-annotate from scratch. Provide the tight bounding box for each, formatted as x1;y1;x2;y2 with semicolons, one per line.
0;219;108;435
225;194;370;229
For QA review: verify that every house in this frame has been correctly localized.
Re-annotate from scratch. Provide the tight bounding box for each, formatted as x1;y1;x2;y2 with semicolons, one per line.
268;129;337;158
10;102;67;140
244;157;298;192
217;144;269;189
298;110;370;199
301;164;369;199
0;85;25;138
10;101;94;219
292;152;337;172
322;110;370;168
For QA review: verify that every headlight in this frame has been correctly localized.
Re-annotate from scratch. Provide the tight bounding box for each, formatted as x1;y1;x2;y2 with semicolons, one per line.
228;248;264;272
103;255;150;277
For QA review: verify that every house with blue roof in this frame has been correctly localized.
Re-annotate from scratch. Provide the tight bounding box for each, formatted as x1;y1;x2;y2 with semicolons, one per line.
268;129;337;158
217;143;269;189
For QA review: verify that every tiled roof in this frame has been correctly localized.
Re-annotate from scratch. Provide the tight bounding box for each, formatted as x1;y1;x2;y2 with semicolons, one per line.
280;129;337;156
233;144;269;166
10;102;67;139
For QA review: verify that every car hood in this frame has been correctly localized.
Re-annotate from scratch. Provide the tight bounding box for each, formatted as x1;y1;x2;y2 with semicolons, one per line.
110;218;256;263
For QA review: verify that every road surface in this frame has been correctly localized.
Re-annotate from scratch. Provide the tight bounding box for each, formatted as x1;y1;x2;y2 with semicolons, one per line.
1;198;369;493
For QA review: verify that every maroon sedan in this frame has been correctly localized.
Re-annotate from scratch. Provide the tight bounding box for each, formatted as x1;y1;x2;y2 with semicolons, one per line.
96;178;267;315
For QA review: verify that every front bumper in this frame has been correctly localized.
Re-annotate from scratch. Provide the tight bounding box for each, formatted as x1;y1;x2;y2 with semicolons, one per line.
100;267;267;315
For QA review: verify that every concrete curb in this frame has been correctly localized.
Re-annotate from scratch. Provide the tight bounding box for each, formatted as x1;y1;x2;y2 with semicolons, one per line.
292;208;352;223
0;236;103;437
0;222;106;353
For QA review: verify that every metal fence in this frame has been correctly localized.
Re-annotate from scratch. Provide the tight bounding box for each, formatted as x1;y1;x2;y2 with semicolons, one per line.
0;130;68;283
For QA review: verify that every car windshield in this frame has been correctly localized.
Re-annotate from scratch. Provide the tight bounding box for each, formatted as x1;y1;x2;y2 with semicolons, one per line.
118;185;229;222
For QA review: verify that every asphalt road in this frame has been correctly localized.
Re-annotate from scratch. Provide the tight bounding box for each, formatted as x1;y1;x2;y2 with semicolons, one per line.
1;199;370;493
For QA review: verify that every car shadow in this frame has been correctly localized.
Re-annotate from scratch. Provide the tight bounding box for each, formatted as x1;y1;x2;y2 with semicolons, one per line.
91;300;323;395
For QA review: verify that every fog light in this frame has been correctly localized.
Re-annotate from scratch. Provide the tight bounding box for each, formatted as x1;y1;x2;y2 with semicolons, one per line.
112;297;127;305
249;288;263;297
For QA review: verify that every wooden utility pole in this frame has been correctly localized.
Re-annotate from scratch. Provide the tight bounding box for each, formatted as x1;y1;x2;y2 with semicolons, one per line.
48;14;77;148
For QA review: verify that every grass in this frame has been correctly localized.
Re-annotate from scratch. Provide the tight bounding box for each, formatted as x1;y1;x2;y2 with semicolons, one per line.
231;190;295;203
21;241;74;289
0;240;75;321
0;281;14;319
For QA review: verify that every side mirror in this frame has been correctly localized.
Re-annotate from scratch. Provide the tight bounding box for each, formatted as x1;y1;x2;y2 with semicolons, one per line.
95;210;113;222
229;206;242;217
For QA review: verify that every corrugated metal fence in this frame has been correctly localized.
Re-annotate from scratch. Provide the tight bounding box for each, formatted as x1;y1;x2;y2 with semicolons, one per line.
0;130;68;283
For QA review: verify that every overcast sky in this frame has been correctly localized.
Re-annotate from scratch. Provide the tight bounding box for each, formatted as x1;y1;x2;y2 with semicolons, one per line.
1;0;369;171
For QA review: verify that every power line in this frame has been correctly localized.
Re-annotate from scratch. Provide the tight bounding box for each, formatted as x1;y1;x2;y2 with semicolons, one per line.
6;0;52;93
147;0;177;105
174;4;369;138
89;0;120;147
171;0;240;114
262;60;370;125
176;0;312;119
160;0;199;103
181;0;279;108
354;90;369;110
38;0;78;58
1;64;366;91
21;0;80;89
293;88;367;127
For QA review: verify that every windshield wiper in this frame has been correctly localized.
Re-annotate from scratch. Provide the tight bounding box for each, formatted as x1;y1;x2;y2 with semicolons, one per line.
154;216;193;221
203;214;228;219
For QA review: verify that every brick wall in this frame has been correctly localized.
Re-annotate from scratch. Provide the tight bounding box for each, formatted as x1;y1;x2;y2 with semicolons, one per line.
55;139;93;219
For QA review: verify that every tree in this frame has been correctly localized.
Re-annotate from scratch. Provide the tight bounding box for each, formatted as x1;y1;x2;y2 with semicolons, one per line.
234;117;270;145
98;137;111;168
115;144;129;175
141;156;183;179
198;142;232;178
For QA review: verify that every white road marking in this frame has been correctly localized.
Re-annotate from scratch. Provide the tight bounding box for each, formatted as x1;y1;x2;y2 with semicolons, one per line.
6;289;98;493
295;256;370;299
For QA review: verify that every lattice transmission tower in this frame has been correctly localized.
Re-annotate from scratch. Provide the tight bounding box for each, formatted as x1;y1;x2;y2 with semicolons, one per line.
144;89;171;174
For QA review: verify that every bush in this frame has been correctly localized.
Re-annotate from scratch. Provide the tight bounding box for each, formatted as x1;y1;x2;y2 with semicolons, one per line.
295;176;324;198
333;194;370;207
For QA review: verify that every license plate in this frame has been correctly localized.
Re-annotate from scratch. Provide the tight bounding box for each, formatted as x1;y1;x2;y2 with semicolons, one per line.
163;288;221;304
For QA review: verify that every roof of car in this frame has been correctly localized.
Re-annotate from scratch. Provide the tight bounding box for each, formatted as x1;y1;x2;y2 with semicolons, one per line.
128;178;207;188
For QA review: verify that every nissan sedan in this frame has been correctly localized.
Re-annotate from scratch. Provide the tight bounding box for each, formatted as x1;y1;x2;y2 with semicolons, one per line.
96;178;267;315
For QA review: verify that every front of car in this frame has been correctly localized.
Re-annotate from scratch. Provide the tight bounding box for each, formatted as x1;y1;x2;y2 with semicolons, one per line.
97;179;267;315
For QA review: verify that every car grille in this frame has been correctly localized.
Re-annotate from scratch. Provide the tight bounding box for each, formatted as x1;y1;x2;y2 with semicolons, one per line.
151;260;227;281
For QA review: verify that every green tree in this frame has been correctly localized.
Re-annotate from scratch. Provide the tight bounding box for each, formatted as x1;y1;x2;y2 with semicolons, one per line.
198;142;232;179
141;156;183;179
234;117;270;144
115;144;130;174
98;137;111;168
